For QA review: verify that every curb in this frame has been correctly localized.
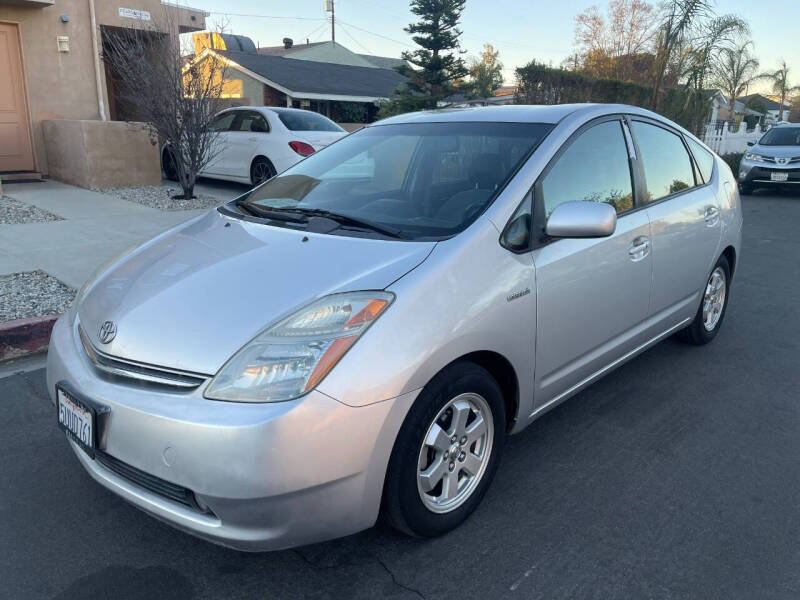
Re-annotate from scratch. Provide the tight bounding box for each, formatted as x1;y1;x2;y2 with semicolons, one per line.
0;314;60;362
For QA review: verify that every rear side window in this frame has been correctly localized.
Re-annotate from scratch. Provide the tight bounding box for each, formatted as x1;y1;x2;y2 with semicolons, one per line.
632;121;695;201
686;137;715;183
236;111;270;133
541;120;634;217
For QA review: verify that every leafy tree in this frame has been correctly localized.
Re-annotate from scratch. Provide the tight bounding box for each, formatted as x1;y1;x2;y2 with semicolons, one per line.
759;61;800;122
573;0;658;83
379;0;468;118
789;95;800;123
712;41;759;118
466;44;504;98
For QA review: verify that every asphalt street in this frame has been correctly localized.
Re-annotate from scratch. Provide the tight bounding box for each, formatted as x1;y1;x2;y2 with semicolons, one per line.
2;191;799;600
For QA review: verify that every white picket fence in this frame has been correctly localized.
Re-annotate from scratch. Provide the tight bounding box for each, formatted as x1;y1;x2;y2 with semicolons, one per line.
702;122;768;155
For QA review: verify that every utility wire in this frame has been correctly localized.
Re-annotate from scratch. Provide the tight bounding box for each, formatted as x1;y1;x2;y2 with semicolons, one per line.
336;20;375;55
334;18;414;48
207;12;328;21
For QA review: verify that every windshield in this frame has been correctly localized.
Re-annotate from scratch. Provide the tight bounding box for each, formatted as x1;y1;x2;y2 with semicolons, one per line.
274;109;344;132
236;121;553;240
758;127;800;146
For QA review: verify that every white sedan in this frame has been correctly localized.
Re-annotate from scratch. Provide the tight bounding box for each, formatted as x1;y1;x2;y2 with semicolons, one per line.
163;107;348;187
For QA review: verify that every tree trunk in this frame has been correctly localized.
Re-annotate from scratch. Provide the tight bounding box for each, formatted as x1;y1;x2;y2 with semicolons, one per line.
651;51;667;111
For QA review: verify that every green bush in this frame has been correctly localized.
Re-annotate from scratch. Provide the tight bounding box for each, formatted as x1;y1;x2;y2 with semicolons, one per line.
721;152;743;174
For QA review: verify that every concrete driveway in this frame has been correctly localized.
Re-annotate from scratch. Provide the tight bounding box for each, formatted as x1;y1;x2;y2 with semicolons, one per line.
2;192;799;599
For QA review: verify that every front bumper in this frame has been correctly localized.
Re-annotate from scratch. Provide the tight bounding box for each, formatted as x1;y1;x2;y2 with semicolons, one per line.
46;315;417;551
738;160;800;186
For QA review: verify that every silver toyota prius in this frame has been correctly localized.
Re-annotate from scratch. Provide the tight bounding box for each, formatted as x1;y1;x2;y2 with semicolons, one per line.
48;104;743;551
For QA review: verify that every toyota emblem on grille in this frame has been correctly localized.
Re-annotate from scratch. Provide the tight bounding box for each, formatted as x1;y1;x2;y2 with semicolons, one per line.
98;321;117;344
777;157;788;165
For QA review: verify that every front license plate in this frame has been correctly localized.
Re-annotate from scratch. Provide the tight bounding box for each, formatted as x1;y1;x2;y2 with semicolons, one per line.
57;386;96;456
771;172;789;182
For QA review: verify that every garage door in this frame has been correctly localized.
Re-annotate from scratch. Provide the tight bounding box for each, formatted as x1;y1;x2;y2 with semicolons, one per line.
0;22;34;172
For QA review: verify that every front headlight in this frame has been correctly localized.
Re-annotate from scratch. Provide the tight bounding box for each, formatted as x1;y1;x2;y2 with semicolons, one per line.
205;291;394;402
744;152;765;162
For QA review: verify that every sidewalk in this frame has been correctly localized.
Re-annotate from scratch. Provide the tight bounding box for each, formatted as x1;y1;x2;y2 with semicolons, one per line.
0;178;248;360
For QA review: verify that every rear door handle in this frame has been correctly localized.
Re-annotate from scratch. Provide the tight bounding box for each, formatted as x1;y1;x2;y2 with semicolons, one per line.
628;236;650;262
704;205;720;225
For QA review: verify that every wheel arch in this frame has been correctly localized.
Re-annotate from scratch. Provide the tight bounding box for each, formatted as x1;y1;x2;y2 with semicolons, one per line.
440;351;520;432
721;245;736;280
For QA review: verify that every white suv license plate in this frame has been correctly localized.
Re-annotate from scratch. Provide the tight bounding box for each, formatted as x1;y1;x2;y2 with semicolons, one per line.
57;388;94;454
771;172;789;182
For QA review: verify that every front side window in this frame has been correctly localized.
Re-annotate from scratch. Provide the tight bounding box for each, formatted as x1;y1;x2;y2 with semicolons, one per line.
758;126;800;146
237;122;552;240
632;121;695;201
686;137;715;183
541;120;634;217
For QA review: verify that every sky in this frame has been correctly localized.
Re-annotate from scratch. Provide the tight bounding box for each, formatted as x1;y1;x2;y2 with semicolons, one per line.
178;0;798;92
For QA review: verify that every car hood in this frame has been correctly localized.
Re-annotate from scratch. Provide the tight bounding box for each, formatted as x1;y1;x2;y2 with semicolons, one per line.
78;209;434;375
753;144;800;159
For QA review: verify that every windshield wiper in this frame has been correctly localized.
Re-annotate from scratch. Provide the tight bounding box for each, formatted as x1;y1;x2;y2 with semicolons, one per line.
235;199;306;222
290;207;406;239
237;200;405;239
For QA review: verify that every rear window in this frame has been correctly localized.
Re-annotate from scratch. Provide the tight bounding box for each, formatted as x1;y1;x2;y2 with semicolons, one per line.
275;110;344;132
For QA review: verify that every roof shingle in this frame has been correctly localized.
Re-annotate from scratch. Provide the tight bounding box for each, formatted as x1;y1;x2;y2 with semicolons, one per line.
219;50;407;99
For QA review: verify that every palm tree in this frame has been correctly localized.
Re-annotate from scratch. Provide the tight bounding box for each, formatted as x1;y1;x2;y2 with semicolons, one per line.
650;0;712;111
759;61;800;122
713;41;760;119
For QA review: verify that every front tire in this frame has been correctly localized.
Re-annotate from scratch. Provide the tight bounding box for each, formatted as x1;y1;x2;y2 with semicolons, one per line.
679;255;731;345
383;362;505;537
738;182;753;195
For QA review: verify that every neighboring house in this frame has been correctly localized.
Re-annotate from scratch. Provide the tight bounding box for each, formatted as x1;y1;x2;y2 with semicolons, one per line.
257;38;407;71
707;89;762;128
191;34;407;124
738;93;792;124
0;0;205;185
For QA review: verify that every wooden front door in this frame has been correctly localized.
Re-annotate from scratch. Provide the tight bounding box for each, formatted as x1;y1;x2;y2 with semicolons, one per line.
0;22;34;172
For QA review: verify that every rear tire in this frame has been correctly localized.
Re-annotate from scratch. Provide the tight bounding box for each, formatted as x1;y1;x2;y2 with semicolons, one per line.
250;157;276;187
679;255;731;345
383;362;505;538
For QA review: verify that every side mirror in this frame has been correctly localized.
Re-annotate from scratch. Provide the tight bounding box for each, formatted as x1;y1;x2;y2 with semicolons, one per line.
746;141;755;147
545;201;617;238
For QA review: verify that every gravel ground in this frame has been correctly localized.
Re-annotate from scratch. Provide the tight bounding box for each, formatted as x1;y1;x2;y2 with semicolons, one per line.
97;185;224;211
0;271;75;323
0;196;63;225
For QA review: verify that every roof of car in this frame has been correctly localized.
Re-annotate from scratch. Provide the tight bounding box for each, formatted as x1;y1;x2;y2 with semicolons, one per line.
372;104;662;126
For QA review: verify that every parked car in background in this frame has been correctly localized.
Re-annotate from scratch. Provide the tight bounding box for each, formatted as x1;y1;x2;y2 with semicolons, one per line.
162;107;347;187
738;122;800;193
50;104;742;552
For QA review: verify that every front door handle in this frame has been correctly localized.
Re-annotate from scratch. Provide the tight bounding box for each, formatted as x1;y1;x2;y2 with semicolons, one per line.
704;205;720;226
628;236;650;262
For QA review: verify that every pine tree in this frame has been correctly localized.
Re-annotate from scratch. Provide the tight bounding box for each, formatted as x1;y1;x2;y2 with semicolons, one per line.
379;0;468;118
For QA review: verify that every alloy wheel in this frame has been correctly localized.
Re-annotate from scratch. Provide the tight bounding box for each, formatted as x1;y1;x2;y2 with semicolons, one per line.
416;393;494;514
702;266;727;331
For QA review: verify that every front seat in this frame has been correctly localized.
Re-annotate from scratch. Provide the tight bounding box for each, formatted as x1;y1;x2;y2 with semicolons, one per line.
435;153;504;223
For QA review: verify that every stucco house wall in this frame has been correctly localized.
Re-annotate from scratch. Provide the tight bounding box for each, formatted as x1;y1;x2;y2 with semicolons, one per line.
0;0;205;177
